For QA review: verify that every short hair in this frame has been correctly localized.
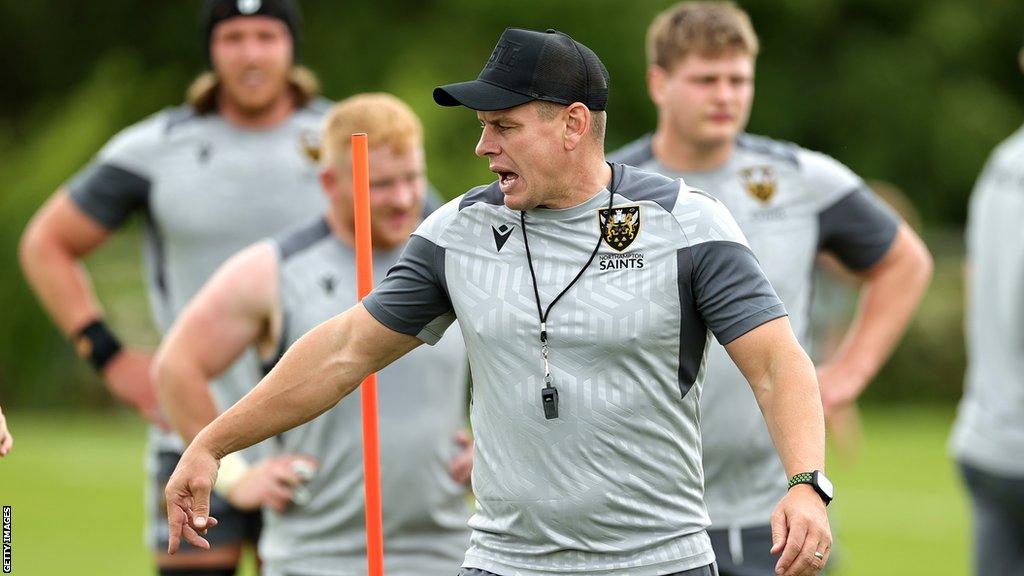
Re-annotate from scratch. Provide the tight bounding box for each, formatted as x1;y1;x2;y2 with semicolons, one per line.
535;101;606;144
647;1;759;70
186;65;321;114
319;93;423;168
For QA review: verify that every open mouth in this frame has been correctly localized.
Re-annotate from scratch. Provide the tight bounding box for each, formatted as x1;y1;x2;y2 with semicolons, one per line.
498;171;519;190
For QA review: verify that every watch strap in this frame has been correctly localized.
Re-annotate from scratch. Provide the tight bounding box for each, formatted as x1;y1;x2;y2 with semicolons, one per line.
788;471;815;489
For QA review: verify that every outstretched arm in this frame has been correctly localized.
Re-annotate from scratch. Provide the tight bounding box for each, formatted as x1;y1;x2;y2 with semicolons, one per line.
164;303;422;553
726;316;829;576
156;241;323;513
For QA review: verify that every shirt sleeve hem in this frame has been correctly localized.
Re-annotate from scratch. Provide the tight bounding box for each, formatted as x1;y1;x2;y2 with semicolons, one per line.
715;303;789;345
362;298;440;345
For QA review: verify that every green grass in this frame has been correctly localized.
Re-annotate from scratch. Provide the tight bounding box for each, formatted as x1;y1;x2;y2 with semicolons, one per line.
0;412;152;574
0;406;968;574
0;411;256;575
827;405;969;575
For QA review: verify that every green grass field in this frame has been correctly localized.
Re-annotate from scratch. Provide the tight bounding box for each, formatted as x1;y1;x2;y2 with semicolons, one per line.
0;405;968;575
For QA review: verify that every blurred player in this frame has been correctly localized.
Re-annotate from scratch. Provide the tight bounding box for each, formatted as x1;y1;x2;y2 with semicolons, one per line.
950;41;1024;576
609;3;933;574
0;404;11;457
155;93;472;576
18;1;328;573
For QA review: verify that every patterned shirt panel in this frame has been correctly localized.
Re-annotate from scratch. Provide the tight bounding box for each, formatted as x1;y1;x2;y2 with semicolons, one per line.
364;163;785;575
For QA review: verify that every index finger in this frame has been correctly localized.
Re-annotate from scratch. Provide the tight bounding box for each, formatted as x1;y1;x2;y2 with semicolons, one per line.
166;503;187;555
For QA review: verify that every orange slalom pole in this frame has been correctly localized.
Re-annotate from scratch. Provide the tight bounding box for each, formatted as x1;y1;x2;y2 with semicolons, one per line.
352;133;384;576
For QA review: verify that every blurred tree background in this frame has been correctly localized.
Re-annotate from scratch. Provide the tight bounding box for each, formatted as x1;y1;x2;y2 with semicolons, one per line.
1;0;1022;407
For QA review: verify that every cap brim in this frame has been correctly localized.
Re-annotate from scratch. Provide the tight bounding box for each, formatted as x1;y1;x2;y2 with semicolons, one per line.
433;79;535;111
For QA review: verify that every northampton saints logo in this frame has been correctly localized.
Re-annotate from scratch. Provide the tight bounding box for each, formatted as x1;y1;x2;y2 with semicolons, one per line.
299;130;321;163
740;165;777;204
598;205;641;252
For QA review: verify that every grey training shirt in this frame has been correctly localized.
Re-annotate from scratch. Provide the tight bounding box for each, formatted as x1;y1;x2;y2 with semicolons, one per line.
260;218;471;576
951;124;1024;477
363;163;787;576
66;102;330;454
610;133;900;528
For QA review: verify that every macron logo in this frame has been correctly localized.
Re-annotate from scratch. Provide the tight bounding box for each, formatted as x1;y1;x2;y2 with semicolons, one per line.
492;223;516;252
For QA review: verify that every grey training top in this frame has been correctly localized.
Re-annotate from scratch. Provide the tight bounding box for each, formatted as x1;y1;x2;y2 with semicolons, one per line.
951;124;1024;477
363;163;787;576
610;134;899;528
66;103;330;454
260;218;471;576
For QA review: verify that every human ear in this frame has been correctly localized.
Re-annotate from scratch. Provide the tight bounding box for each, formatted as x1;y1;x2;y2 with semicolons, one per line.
563;103;589;151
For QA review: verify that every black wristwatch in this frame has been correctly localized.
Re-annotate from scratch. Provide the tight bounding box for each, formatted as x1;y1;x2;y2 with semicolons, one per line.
788;470;834;506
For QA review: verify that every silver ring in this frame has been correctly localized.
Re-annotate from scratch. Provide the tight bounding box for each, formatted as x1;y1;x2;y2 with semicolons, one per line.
814;551;825;559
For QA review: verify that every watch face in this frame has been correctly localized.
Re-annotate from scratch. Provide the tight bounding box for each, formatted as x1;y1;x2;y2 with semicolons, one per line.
815;471;834;499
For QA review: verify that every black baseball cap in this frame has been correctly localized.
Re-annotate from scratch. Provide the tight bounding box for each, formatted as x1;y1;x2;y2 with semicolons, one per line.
433;28;610;112
201;0;302;67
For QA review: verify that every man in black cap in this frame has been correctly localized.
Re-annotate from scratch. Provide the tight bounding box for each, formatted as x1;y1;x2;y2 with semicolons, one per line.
163;27;832;576
19;1;328;574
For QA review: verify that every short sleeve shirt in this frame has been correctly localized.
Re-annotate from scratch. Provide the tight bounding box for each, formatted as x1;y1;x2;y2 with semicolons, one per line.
65;102;330;453
363;163;786;575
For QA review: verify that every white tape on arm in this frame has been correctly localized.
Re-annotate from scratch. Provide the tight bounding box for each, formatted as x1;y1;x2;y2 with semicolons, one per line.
213;452;251;499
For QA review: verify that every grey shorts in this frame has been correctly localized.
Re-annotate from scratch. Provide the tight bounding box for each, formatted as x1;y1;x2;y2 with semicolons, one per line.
148;451;262;553
708;525;775;576
709;523;837;576
459;564;717;576
959;462;1024;576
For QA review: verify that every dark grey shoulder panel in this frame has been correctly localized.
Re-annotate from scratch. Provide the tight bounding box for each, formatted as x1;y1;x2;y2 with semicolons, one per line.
612;163;679;213
606;133;655;167
274;217;331;262
674;244;705;398
66;162;152;229
458;181;504;211
163;105;198;135
686;241;787;345
818;186;899;271
736;133;799;167
362;234;453;337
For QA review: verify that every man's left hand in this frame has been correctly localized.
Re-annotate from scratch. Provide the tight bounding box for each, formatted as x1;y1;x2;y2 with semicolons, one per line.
770;485;831;576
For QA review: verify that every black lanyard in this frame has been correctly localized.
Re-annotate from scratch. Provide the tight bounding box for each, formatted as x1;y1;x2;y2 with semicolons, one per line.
519;163;619;419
